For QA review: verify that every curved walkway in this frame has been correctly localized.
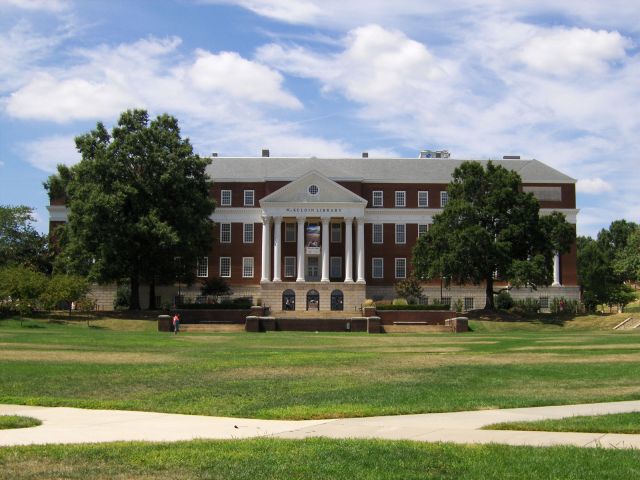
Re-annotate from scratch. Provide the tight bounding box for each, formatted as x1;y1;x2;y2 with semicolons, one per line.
1;400;640;449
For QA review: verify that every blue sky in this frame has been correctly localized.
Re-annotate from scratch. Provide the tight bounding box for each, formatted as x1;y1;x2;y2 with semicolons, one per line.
1;0;639;237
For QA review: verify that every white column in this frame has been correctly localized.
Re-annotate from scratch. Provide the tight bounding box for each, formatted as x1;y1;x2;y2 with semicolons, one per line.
344;218;353;283
552;252;561;286
296;216;305;282
321;218;330;282
272;217;282;282
356;217;365;283
260;216;271;283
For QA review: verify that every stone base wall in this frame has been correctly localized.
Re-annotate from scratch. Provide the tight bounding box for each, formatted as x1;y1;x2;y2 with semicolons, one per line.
260;281;366;312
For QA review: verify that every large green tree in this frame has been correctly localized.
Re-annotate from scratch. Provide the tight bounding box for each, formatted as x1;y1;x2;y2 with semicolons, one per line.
45;109;215;310
413;161;573;310
0;205;51;274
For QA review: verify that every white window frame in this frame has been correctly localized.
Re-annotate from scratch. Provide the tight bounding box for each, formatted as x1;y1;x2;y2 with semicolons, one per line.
395;258;407;279
197;257;208;278
372;257;384;279
372;190;383;207
219;257;231;278
243;223;254;244
220;223;231;243
395;224;406;244
464;297;474;310
372;223;384;244
418;191;429;207
418;224;428;238
284;256;296;278
440;191;449;207
285;223;296;242
242;257;254;278
244;190;255;206
395;191;406;207
330;256;342;278
330;222;342;243
220;190;232;206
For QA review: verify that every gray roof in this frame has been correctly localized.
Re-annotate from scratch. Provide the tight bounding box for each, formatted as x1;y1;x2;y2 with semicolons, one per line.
206;157;575;184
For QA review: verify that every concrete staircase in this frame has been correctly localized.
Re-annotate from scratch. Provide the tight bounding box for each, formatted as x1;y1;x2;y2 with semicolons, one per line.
613;317;640;330
272;310;362;320
179;323;244;333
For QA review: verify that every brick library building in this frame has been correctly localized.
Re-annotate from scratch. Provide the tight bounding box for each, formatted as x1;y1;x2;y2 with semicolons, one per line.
48;151;579;312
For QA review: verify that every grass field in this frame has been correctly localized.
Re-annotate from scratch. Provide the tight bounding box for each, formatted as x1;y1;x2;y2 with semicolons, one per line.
0;415;41;430
485;411;640;434
1;438;639;479
1;314;639;419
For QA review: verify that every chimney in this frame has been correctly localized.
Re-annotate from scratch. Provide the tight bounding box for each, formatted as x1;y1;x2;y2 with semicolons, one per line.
362;152;368;158
211;152;218;157
262;148;270;158
503;155;520;159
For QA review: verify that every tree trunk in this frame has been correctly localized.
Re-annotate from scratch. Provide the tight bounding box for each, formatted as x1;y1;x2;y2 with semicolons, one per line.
130;275;141;310
485;277;495;310
148;279;156;310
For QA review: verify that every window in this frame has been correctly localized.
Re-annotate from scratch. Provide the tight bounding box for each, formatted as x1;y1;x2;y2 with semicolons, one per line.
440;296;451;307
285;223;296;242
197;257;208;277
308;185;319;195
372;190;383;207
242;257;254;278
539;296;549;309
243;223;254;243
440;191;449;207
395;258;407;279
330;256;342;278
219;257;231;278
372;258;384;279
331;223;341;243
284;256;296;278
464;297;474;310
418;224;428;238
418;191;429;207
220;223;231;243
395;224;406;244
244;190;255;206
372;223;384;244
395;191;406;207
221;190;232;206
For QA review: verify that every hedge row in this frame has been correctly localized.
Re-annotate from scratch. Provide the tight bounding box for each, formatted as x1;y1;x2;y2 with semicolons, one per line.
375;304;450;311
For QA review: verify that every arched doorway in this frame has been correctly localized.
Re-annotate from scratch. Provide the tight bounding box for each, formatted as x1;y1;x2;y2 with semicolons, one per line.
282;289;295;311
331;290;344;311
306;289;319;311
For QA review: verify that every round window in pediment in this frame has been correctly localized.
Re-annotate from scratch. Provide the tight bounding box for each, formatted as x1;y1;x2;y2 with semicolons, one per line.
308;185;319;196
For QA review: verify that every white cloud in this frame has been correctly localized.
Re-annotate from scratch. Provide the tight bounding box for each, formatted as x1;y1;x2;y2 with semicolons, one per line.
0;0;69;11
22;135;80;173
576;178;614;194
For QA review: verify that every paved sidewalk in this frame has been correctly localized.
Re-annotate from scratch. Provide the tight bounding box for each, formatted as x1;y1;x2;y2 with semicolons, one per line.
1;400;640;449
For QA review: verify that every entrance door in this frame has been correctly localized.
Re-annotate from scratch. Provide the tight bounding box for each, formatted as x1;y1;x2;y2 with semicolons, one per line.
306;256;320;281
282;289;295;311
306;289;320;311
331;290;344;311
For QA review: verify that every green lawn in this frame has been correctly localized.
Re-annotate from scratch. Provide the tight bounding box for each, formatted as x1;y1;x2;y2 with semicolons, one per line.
1;316;640;419
485;412;640;434
1;438;639;480
0;415;41;430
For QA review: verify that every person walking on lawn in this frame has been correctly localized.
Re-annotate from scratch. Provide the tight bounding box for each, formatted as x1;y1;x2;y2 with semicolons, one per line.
172;313;180;334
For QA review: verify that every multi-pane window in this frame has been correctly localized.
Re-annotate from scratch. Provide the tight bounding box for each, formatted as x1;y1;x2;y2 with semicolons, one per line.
244;190;255;206
395;191;406;207
395;224;406;244
440;191;449;207
221;190;232;206
372;190;383;207
331;223;341;243
539;296;549;309
197;257;208;278
372;258;384;279
464;297;474;310
418;191;429;207
284;256;296;278
243;223;254;243
330;256;342;278
242;257;254;278
440;296;451;307
418;224;428;238
219;257;231;278
220;223;231;243
285;223;296;242
395;258;407;279
372;224;384;244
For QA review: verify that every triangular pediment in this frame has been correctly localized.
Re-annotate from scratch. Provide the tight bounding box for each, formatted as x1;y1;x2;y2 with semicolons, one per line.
260;170;367;206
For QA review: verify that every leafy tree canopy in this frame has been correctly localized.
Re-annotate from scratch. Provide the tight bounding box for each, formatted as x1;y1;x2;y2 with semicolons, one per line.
0;205;51;274
413;161;573;309
614;229;640;284
45;109;215;309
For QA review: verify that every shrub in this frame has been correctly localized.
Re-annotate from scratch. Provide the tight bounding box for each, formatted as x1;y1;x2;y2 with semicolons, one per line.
495;291;514;310
376;304;451;311
114;283;131;310
395;276;424;304
392;298;408;306
452;298;464;313
510;298;540;316
200;277;233;302
362;299;375;307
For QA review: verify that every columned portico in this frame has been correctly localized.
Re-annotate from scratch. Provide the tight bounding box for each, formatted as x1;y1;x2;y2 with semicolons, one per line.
260;216;271;283
296;216;305;282
272;216;282;282
321;218;330;282
552;253;561;286
356;217;365;283
344;218;354;283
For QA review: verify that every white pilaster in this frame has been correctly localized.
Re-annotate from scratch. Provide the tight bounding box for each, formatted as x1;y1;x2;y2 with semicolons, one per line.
260;216;271;283
552;252;561;286
344;218;354;283
321;218;330;282
296;216;305;282
272;216;282;282
356;217;365;283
